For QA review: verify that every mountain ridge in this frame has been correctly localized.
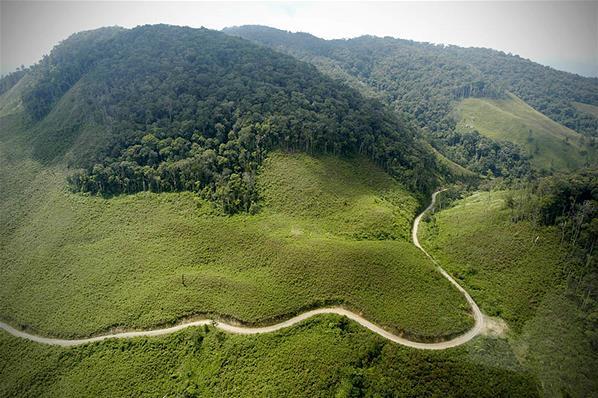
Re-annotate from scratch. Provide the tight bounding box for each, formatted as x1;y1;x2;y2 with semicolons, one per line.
224;25;597;174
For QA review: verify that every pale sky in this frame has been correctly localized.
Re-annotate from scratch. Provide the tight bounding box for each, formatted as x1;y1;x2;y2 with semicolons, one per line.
1;1;597;77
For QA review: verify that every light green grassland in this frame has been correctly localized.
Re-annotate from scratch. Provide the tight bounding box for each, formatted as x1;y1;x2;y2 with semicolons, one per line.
455;94;593;171
420;191;564;330
0;317;539;397
0;120;472;340
420;191;597;396
573;101;598;118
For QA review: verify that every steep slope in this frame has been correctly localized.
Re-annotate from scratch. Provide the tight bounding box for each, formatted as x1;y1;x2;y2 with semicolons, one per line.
5;24;443;215
455;94;594;171
224;25;598;173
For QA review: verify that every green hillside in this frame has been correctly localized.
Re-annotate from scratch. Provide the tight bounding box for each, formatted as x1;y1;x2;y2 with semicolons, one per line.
0;115;472;340
9;24;440;214
1;317;539;397
3;22;596;397
225;25;598;174
226;26;598;138
0;29;472;340
420;191;597;396
454;94;594;171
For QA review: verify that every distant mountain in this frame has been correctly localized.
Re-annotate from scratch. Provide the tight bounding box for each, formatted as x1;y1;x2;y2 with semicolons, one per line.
0;24;442;213
224;25;597;173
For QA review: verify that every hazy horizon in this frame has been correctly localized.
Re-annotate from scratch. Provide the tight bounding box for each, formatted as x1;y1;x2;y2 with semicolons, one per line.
1;1;597;78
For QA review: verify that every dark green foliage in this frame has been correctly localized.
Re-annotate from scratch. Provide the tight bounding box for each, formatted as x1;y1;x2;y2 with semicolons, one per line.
21;26;124;120
509;170;597;260
225;25;597;175
433;129;531;178
508;171;597;344
22;24;440;213
224;26;505;135
531;169;597;228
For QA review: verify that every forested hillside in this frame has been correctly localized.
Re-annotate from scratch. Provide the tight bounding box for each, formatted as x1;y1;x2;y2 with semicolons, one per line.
444;45;598;137
225;25;597;174
2;24;442;213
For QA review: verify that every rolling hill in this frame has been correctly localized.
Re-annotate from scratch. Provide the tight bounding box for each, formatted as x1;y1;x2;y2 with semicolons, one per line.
420;188;597;396
1;22;596;398
4;24;443;211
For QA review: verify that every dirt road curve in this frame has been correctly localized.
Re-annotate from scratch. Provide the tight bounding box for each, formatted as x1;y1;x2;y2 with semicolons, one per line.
0;189;484;349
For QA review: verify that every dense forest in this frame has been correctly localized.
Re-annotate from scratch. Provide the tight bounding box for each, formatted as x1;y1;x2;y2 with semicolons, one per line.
8;25;442;213
6;24;597;212
225;25;597;174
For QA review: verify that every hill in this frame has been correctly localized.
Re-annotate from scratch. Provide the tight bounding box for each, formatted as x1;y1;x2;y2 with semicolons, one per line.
3;23;595;397
454;93;594;171
224;25;598;174
0;24;475;339
0;114;473;339
0;24;445;216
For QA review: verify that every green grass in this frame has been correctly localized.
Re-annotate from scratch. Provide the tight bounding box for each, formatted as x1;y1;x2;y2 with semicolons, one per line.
573;101;598;118
419;191;564;330
0;73;30;118
420;191;597;396
0;118;472;340
0;317;539;397
425;141;480;180
259;152;419;240
454;94;594;171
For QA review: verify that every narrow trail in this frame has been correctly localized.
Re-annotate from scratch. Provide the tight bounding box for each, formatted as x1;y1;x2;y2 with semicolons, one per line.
0;190;485;349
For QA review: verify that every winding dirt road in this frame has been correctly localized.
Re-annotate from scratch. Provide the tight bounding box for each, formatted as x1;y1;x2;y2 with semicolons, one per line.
0;189;484;349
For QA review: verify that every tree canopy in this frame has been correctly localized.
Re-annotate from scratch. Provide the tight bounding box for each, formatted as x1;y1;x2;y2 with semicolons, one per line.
226;25;597;176
15;24;442;213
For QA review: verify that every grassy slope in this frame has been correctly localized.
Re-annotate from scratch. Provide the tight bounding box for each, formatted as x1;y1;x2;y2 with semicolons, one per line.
0;110;472;340
0;317;539;397
0;74;32;118
0;78;540;397
573;101;598;118
425;142;479;180
420;191;597;396
454;94;592;171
